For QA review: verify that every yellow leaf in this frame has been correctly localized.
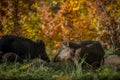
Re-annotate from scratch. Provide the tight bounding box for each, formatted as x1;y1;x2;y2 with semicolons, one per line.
73;7;79;11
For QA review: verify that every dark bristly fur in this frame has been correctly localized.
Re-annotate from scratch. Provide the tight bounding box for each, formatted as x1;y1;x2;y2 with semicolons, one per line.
53;40;105;68
0;35;50;63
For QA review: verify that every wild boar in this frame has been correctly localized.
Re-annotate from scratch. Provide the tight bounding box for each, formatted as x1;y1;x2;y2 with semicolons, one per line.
0;35;50;62
0;51;3;62
53;40;105;68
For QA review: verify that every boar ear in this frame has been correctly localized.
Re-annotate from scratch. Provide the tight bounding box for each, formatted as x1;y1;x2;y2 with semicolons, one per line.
62;41;69;47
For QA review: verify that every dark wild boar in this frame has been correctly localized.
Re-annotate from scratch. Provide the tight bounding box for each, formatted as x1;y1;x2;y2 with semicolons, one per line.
53;40;105;68
0;51;3;62
0;35;50;62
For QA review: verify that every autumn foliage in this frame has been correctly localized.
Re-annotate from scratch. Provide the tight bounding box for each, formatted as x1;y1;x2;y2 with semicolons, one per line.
0;0;120;55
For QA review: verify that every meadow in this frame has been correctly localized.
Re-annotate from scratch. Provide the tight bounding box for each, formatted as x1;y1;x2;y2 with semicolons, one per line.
0;48;119;80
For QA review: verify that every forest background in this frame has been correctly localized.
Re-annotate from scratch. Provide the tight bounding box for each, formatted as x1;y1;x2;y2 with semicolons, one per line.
0;0;120;56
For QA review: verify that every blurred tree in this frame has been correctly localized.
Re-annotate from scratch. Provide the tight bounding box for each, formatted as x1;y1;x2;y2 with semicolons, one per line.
0;0;120;55
96;0;120;50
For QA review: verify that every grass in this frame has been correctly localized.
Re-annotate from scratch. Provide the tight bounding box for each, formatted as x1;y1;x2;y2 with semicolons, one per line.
0;48;120;80
105;46;120;56
0;60;120;80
